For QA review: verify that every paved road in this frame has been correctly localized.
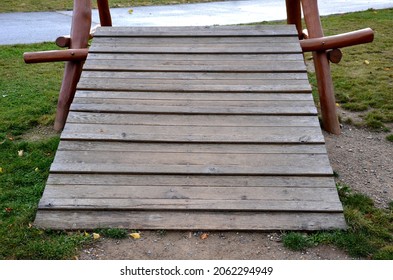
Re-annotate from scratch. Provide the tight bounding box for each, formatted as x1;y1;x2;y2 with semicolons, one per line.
1;0;392;45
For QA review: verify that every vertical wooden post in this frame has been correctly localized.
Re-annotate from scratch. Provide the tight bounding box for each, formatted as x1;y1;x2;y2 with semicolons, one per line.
97;0;113;26
286;0;303;39
301;0;341;135
54;1;92;131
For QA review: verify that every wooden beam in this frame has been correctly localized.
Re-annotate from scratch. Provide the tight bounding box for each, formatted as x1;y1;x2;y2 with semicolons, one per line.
56;32;95;48
327;49;343;64
300;28;374;52
301;0;341;135
97;0;112;26
285;0;303;38
24;49;88;63
54;0;92;132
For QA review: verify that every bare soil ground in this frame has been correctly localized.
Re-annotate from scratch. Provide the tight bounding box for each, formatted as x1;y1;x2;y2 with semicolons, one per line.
78;118;392;260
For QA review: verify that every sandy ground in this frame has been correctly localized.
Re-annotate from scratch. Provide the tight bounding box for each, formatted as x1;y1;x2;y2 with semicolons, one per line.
77;120;392;260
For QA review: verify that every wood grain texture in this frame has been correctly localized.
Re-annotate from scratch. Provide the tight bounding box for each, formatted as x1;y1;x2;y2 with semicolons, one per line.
38;198;343;212
94;25;299;37
41;184;339;200
34;25;345;230
61;123;325;143
34;211;347;230
46;174;336;188
83;59;307;73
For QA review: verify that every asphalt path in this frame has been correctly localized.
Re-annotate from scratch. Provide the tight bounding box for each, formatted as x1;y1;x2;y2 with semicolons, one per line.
1;0;392;45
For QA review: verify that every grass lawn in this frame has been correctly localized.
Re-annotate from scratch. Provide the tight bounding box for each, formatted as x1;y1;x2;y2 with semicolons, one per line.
0;8;392;259
0;0;217;13
315;9;393;130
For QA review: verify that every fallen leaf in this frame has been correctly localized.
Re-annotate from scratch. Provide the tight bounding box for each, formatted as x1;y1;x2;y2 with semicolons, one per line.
28;223;33;228
8;137;14;141
335;103;340;107
128;9;133;14
92;233;101;240
0;167;3;173
130;232;141;239
5;207;13;213
364;60;370;65
84;231;90;237
18;150;24;157
34;167;39;172
200;233;209;240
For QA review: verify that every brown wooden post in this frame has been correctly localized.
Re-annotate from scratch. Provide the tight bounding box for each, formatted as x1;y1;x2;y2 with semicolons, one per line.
286;0;303;39
54;1;92;131
301;0;341;135
97;0;113;26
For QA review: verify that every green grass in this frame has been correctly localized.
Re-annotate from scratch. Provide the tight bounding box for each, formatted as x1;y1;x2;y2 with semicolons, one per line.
0;0;217;13
0;137;92;259
386;134;393;142
0;43;63;138
0;8;392;259
312;8;393;130
96;228;129;239
282;184;393;259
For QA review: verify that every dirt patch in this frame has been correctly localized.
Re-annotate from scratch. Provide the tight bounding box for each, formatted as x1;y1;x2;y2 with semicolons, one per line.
80;231;352;260
324;124;393;209
21;125;59;141
79;117;392;260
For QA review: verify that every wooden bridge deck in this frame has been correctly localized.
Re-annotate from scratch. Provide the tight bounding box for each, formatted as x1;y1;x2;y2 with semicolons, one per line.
34;25;346;230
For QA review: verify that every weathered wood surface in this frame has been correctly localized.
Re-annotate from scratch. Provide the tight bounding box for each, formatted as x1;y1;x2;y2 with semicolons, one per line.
35;211;346;231
34;25;346;230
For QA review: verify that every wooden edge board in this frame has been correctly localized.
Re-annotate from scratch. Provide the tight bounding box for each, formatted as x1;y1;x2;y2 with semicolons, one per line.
34;210;347;230
46;174;337;188
41;184;339;201
37;198;343;212
94;25;299;37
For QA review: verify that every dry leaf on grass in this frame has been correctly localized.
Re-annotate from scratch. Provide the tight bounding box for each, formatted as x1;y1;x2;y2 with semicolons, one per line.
92;233;101;240
200;233;209;240
130;232;141;239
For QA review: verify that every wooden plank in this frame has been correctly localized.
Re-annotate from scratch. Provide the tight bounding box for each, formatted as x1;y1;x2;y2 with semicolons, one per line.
65;112;320;127
46;174;336;188
77;81;311;93
92;36;300;45
33;211;347;230
94;25;299;37
38;198;343;212
41;184;339;201
80;71;309;80
83;59;307;73
70;101;317;115
89;44;302;54
86;53;305;62
61;123;325;143
57;141;328;154
50;151;333;175
78;77;311;86
73;91;314;100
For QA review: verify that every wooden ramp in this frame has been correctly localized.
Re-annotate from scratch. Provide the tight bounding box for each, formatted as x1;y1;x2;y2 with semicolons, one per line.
34;25;346;230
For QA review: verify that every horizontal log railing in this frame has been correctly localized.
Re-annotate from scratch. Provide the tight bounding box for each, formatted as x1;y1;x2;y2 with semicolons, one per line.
300;28;374;52
23;0;374;134
24;49;89;63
